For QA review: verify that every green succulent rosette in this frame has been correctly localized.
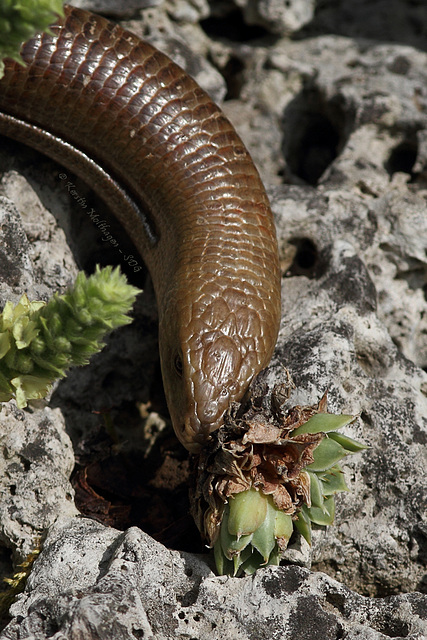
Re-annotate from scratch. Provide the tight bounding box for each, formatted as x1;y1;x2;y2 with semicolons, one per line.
0;265;140;408
191;381;367;577
214;412;366;576
0;0;64;76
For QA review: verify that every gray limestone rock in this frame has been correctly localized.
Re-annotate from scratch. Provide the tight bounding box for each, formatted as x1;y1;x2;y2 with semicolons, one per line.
1;519;427;640
270;226;427;595
0;403;78;563
70;0;163;17
235;0;316;35
0;197;35;299
1;0;427;637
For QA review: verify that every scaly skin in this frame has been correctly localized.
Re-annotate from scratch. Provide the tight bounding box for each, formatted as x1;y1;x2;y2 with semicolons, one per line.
0;5;281;452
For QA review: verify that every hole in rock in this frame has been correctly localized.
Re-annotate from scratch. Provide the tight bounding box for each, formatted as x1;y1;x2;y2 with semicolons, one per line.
374;618;410;637
385;139;418;178
286;238;326;278
20;456;31;473
282;88;353;184
71;439;205;555
222;55;246;100
200;9;269;42
324;591;347;615
0;546;14;631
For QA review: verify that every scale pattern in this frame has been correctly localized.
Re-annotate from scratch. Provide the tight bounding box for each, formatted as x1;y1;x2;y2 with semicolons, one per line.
0;5;281;451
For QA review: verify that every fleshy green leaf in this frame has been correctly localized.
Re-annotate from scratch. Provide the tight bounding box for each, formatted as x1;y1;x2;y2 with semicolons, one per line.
215;492;295;576
291;413;356;436
274;510;293;540
295;508;312;544
239;548;267;575
307;470;324;508
234;544;254;576
251;499;276;562
306;437;348;472
268;546;282;567
228;488;267;538
320;466;349;495
1;300;15;327
0;332;11;359
306;496;336;526
0;378;13;400
214;538;232;576
13;315;40;349
11;374;53;408
327;431;368;452
220;506;253;558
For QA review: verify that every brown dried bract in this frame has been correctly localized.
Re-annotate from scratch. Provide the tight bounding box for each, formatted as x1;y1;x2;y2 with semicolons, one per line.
190;369;328;547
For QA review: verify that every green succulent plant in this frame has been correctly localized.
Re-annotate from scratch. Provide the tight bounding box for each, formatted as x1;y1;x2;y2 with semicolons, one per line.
211;410;367;576
0;265;140;408
0;0;64;76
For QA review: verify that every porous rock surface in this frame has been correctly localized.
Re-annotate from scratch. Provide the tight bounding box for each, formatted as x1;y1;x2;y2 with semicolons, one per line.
1;0;427;637
2;518;427;640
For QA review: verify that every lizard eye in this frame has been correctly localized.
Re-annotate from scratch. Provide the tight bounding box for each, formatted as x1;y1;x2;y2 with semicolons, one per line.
174;351;183;377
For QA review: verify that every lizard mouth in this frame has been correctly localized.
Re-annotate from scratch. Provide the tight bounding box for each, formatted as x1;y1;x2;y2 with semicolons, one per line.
180;405;224;454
